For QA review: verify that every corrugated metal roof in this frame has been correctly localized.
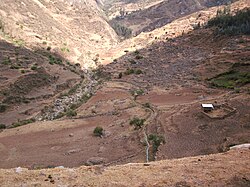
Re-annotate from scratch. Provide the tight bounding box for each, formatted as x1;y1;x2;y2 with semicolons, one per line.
201;104;214;108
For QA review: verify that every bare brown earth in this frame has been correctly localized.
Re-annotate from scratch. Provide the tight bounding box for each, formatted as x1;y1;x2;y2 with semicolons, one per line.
0;0;249;181
0;26;249;169
0;149;249;187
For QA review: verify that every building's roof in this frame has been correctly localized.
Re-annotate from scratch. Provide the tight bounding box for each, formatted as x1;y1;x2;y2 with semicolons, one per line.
201;104;214;108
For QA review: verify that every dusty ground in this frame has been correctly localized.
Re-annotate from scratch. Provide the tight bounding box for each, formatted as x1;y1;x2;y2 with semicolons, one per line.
0;149;249;187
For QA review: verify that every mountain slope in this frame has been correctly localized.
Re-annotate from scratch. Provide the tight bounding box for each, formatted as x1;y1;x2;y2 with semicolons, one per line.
0;149;249;187
109;0;236;35
0;0;118;68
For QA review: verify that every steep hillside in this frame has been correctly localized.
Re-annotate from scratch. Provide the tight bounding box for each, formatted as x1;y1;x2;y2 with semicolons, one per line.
0;149;249;186
0;0;118;68
109;0;236;35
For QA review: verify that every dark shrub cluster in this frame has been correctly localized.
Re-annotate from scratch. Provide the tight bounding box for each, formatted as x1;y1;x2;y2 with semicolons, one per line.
207;8;250;35
110;22;132;39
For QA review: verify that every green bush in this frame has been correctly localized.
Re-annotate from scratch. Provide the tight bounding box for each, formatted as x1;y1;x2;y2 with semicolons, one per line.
131;89;144;97
135;55;143;60
110;22;132;39
31;65;37;70
124;68;135;75
124;68;143;75
66;109;77;117
207;8;250;35
118;72;123;79
0;124;6;129
0;104;7;113
210;70;250;89
11;118;36;128
48;55;63;65
143;102;151;108
2;57;11;65
93;126;103;137
148;134;165;153
130;117;145;130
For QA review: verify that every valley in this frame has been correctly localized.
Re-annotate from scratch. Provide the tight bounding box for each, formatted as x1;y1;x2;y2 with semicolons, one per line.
0;0;249;186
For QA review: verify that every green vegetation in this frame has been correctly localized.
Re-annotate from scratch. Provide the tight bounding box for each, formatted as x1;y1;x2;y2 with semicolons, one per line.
0;124;6;129
135;55;143;60
129;117;145;130
142;102;151;108
0;104;7;113
110;22;132;39
11;118;36;128
118;72;123;79
66;109;77;117
10;64;20;69
124;68;143;75
13;39;25;47
48;55;63;65
54;112;65;119
31;65;38;71
129;59;137;64
148;134;165;157
20;70;26;74
131;89;144;98
134;50;140;55
2;57;11;65
207;8;250;35
210;70;250;89
93;126;104;137
61;47;70;53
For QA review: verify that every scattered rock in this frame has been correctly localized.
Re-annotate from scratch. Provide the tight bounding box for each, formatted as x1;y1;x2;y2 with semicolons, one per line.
86;157;107;166
69;133;74;137
15;167;22;173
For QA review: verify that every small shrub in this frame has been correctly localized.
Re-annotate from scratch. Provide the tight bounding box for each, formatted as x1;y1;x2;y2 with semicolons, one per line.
20;70;26;74
143;102;151;108
134;50;140;55
48;55;63;65
93;126;103;137
118;72;123;79
0;104;7;113
131;89;144;97
31;65;37;71
2;57;11;65
135;69;143;75
47;46;51;51
66;109;77;117
135;55;143;60
10;64;20;69
124;68;135;75
0;124;6;129
130;117;145;130
61;47;70;52
129;59;137;64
